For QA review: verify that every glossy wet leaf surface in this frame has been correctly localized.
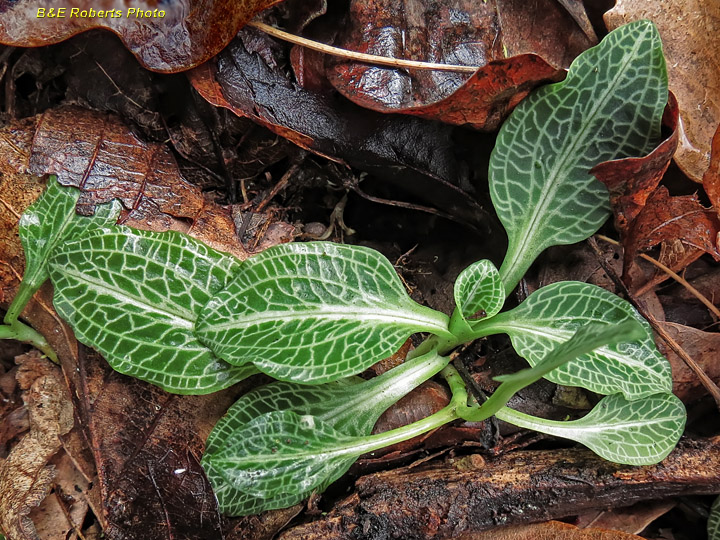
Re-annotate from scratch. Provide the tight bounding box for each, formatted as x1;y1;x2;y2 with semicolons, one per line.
497;393;686;465
197;242;450;383
473;281;672;399
0;0;283;73
48;227;256;394
491;20;667;290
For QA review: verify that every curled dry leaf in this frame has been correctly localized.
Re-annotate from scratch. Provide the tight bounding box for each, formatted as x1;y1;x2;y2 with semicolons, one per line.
0;352;74;540
326;0;592;130
0;0;285;73
604;0;720;182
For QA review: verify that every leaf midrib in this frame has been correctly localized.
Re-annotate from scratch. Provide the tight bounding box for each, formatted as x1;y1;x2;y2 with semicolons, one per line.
201;305;448;335
57;266;196;328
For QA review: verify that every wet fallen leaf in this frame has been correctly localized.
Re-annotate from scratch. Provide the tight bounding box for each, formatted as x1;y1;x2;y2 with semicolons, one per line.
327;0;587;130
604;1;720;182
0;0;284;73
188;29;488;229
656;322;720;402
0;352;74;540
459;520;647;539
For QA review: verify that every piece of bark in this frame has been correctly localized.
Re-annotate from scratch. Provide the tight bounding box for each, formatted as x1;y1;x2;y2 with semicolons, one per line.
279;438;720;540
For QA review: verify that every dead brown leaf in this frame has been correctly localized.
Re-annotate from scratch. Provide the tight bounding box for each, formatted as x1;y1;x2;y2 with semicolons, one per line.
327;0;577;130
604;1;720;182
458;520;646;539
0;0;284;73
0;352;74;540
656;321;720;402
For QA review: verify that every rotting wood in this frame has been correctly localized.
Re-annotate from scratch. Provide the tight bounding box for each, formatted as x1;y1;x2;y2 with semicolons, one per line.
279;438;720;540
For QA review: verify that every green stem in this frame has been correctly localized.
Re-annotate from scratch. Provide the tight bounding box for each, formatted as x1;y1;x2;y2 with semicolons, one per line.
0;320;58;363
495;406;569;434
322;349;451;426
498;243;534;298
333;402;460;458
3;280;40;325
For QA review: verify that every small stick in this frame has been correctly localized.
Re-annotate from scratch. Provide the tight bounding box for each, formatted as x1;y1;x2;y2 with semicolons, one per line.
595;234;720;321
248;21;480;74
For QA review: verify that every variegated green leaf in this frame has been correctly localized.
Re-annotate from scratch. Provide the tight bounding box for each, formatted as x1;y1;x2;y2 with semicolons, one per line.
496;392;686;465
450;260;504;338
48;227;256;394
5;176;121;324
471;281;671;399
197;242;451;384
490;20;667;291
709;496;720;540
204;350;448;515
207;410;358;503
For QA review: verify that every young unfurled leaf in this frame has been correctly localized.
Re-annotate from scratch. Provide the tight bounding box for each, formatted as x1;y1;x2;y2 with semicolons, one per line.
709;496;720;540
203;350;448;515
5;176;121;324
197;242;452;384
450;259;505;338
490;20;667;291
471;281;671;399
496;393;686;465
48;227;256;394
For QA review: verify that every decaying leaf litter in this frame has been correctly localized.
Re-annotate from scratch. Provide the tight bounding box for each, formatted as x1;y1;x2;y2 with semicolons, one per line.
0;1;719;539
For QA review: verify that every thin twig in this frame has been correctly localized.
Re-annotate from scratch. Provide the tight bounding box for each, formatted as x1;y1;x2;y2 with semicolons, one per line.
595;234;720;320
249;21;480;74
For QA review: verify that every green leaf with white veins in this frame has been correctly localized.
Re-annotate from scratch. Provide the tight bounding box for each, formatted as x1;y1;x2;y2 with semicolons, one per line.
48;227;257;394
490;20;667;292
497;392;686;465
471;281;671;399
197;242;451;384
709;496;720;540
208;410;359;501
4;176;121;324
203;350;448;515
450;260;504;338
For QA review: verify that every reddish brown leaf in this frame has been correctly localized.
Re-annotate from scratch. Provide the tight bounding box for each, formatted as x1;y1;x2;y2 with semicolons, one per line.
326;0;586;130
0;0;284;73
625;186;720;272
604;1;720;182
